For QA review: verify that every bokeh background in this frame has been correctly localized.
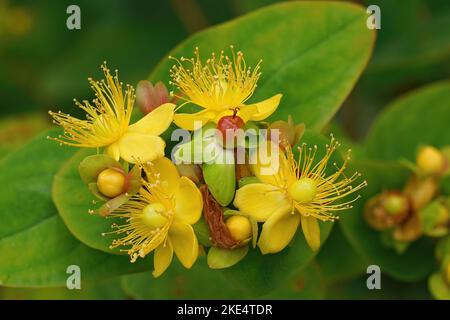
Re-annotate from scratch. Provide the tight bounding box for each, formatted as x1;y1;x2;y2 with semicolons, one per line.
0;0;449;299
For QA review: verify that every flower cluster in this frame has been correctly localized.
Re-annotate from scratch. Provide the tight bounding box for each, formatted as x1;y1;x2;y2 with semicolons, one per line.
365;145;450;252
48;47;366;277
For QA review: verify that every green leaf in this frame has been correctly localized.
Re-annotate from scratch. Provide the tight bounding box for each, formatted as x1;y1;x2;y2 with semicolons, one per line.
261;264;326;299
428;273;450;300
53;149;123;253
0;278;126;300
121;257;247;299
440;175;450;196
0;130;150;287
0;113;50;160
150;1;375;131
207;246;249;269
326;274;432;300
366;81;450;162
339;160;437;282
192;217;212;247
315;226;368;285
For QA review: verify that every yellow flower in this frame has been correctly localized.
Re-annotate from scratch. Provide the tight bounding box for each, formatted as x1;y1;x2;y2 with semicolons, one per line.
48;64;175;163
107;157;203;277
169;46;282;130
234;136;367;253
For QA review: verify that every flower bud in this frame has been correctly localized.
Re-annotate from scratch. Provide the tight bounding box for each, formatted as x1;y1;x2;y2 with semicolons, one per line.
423;203;450;237
269;115;305;149
288;178;317;204
404;176;438;211
225;215;252;242
364;191;410;230
97;168;126;198
416;146;445;176
176;163;203;184
393;212;422;242
136;80;171;115
141;203;168;229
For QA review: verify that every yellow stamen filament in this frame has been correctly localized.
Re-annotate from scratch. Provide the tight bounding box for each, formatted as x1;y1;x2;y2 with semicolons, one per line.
169;46;261;110
284;135;367;222
104;162;174;263
48;63;134;147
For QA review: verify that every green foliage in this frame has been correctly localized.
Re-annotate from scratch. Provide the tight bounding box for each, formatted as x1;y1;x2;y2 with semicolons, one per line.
150;1;374;131
3;0;449;300
0;278;127;300
0;131;150;287
121;257;246;299
53;149;123;253
366;81;450;162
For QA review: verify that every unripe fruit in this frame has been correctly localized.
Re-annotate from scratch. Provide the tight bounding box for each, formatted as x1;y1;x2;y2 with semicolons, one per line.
288;178;317;204
417;146;445;175
384;194;409;216
226;215;252;242
97;168;125;198
141;203;168;229
217;114;245;147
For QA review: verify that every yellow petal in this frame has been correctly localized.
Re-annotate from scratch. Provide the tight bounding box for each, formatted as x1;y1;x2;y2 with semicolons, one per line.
258;204;299;254
169;221;199;268
152;239;173;278
118;132;165;163
301;215;321;251
174;176;203;225
128;103;175;135
247;94;282;121
234;183;291;222
106;142;120;161
173;110;216;131
250;141;295;187
151;157;180;194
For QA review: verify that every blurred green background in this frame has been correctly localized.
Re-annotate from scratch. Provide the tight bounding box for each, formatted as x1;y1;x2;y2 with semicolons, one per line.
0;0;449;299
1;0;450;151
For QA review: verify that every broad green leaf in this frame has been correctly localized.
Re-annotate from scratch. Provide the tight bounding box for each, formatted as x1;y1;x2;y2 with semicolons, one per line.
261;264;326;299
366;81;450;162
326;274;432;299
0;130;150;287
315;226;368;285
0;278;126;300
121;257;247;299
150;1;375;131
53;149;123;253
339;160;437;282
360;0;450;94
0;113;49;159
428;273;450;300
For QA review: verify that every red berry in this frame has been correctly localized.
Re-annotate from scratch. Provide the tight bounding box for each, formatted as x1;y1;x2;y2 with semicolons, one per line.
217;115;245;147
